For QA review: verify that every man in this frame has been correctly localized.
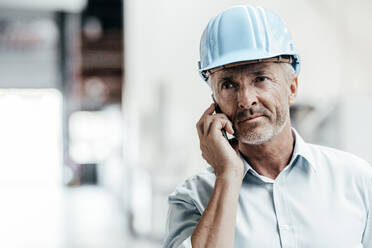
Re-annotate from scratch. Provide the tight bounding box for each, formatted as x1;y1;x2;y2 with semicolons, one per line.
163;6;372;248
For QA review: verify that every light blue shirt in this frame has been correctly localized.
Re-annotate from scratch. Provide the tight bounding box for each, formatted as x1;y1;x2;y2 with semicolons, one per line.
163;129;372;248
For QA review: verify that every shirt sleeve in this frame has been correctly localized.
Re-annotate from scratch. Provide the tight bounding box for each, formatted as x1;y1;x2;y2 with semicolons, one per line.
362;167;372;247
162;186;201;248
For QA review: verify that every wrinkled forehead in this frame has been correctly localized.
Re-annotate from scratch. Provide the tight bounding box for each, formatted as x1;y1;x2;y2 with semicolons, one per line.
211;62;279;80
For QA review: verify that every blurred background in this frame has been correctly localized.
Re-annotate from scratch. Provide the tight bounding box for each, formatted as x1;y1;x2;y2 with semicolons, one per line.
0;0;371;247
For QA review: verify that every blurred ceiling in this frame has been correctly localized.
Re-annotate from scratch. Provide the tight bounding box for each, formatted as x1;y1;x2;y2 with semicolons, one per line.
0;0;87;12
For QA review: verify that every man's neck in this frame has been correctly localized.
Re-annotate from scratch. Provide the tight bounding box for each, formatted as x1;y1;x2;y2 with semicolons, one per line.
238;122;295;180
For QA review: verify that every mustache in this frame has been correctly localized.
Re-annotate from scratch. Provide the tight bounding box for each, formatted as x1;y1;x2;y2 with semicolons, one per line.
235;107;268;123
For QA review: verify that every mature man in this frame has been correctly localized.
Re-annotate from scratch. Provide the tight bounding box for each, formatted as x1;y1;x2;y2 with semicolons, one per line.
163;6;372;248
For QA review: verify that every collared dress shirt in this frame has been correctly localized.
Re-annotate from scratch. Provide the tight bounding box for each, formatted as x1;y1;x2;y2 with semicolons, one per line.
163;129;372;248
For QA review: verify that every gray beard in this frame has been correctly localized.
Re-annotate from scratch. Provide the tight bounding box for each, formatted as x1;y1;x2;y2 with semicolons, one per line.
235;109;288;145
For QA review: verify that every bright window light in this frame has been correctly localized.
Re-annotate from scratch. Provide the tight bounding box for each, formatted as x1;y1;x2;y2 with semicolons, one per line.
69;107;122;164
0;88;62;187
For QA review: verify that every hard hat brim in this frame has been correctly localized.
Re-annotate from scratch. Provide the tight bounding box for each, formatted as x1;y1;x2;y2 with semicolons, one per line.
199;54;300;81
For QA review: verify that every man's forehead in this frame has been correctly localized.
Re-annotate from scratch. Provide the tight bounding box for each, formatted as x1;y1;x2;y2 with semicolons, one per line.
214;62;277;78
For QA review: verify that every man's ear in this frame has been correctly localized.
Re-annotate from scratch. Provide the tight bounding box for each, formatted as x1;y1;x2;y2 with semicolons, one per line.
288;75;298;106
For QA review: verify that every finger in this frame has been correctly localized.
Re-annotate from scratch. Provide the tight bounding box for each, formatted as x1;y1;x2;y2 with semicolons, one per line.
196;122;203;138
197;104;215;136
225;121;234;135
212;113;229;119
209;116;234;136
204;115;227;136
203;115;213;136
207;116;233;137
201;103;215;118
210;112;234;133
196;120;203;137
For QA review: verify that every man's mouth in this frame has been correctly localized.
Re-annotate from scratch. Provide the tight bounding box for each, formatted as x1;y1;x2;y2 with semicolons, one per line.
237;114;264;124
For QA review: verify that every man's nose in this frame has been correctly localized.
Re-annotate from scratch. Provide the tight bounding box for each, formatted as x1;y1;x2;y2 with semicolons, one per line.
237;86;258;109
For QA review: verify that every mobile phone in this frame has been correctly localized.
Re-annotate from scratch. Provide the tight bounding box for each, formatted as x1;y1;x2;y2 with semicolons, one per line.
211;95;229;140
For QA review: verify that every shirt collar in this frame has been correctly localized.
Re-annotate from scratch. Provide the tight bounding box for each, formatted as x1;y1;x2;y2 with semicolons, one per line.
291;128;317;172
239;127;317;181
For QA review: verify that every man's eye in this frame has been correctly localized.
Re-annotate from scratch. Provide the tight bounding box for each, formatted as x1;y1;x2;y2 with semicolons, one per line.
222;81;235;89
255;76;268;82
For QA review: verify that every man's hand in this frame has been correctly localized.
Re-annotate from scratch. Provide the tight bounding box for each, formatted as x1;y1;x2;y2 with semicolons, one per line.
192;104;244;248
196;103;244;179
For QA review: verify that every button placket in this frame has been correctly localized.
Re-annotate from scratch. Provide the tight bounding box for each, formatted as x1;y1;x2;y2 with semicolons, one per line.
273;178;296;248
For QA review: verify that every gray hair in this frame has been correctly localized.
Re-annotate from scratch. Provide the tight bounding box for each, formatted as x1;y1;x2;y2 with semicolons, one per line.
280;63;296;85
